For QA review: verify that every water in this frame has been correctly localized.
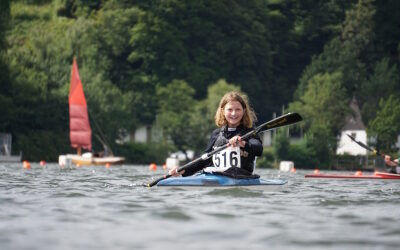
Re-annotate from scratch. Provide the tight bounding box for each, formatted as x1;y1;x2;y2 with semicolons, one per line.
1;163;400;250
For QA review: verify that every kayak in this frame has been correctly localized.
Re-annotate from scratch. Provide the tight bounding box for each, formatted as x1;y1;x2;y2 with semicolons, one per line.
156;173;288;187
305;171;400;179
375;172;400;179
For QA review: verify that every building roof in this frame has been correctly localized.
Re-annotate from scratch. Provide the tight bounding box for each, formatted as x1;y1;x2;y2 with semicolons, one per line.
342;97;366;130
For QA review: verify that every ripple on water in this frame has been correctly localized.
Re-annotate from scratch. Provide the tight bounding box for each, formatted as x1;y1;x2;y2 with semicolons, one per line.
206;187;264;198
48;191;87;198
153;209;192;221
203;212;236;219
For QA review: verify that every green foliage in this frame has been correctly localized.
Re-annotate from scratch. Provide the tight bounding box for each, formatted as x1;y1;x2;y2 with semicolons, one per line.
127;0;285;120
290;71;349;136
3;0;400;166
296;1;376;101
256;147;275;169
0;0;11;131
115;142;173;165
368;95;400;152
341;0;376;56
269;132;325;169
156;80;197;154
373;0;400;63
0;0;10;51
56;0;105;18
360;58;400;124
273;128;328;169
296;38;367;99
303;124;335;168
274;130;290;162
15;130;70;162
7;2;140;155
287;141;318;169
289;0;400;168
270;122;335;169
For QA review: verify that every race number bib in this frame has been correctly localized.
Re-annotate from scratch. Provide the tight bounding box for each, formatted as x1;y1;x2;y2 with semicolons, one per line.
206;146;241;173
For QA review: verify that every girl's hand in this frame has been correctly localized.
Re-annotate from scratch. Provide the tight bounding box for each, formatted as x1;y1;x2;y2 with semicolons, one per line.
229;136;245;148
168;166;184;176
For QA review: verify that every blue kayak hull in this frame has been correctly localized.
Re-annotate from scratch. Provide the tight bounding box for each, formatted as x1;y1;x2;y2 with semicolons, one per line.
157;173;288;186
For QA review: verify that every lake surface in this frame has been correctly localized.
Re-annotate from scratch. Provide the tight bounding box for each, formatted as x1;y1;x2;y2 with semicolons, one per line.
1;163;400;250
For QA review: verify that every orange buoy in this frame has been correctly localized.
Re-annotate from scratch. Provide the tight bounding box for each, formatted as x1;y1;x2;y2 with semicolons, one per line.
23;161;31;169
162;164;167;170
149;163;157;171
39;160;46;166
313;169;320;174
105;163;110;168
290;167;296;173
355;170;362;176
76;163;81;168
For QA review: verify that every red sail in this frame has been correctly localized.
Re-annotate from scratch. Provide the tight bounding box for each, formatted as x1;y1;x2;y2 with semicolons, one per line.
69;58;92;151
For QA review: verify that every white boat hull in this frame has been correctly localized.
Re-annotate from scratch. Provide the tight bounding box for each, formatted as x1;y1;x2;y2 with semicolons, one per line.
0;155;22;163
58;154;124;167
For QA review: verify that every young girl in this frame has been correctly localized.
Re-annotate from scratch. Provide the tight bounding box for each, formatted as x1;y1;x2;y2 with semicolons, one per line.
169;91;263;178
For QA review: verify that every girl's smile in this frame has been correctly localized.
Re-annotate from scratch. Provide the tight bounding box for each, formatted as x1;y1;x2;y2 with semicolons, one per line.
223;101;244;127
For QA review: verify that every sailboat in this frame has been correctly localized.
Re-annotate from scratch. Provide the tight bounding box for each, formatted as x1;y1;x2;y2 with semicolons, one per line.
58;58;125;167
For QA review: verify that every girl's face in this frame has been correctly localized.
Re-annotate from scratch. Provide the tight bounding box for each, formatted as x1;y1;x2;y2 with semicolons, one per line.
223;100;244;127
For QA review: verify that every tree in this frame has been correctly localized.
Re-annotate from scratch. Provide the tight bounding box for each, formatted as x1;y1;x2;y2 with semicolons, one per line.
289;72;349;166
286;0;355;106
6;2;137;159
295;0;376;99
360;58;400;124
368;95;400;152
0;0;11;132
128;0;276;119
274;130;290;162
372;0;400;63
155;80;197;156
5;0;400;163
95;4;158;127
341;0;376;56
290;72;349;136
304;124;335;168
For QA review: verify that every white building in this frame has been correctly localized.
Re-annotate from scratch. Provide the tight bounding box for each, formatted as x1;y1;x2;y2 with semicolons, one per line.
336;97;367;155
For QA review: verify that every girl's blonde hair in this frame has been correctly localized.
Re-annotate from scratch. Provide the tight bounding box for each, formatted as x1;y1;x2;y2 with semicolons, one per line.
214;91;257;128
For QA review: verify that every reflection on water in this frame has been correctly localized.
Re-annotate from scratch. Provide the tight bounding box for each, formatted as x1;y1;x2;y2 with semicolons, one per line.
1;163;400;250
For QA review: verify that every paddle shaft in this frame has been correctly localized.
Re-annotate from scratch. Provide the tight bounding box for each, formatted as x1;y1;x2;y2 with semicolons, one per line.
146;112;302;187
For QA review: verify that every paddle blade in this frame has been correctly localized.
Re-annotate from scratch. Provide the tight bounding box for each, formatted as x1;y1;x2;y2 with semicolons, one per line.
257;112;302;134
346;134;373;152
145;174;171;187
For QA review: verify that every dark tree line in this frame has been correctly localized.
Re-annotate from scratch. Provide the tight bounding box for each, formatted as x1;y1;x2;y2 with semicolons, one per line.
1;0;399;164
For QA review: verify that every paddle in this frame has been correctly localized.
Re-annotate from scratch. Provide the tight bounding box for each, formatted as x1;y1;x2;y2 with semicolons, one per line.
145;112;303;187
346;134;397;165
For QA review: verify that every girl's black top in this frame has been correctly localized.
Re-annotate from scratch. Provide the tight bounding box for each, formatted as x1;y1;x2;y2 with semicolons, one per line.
182;124;263;177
